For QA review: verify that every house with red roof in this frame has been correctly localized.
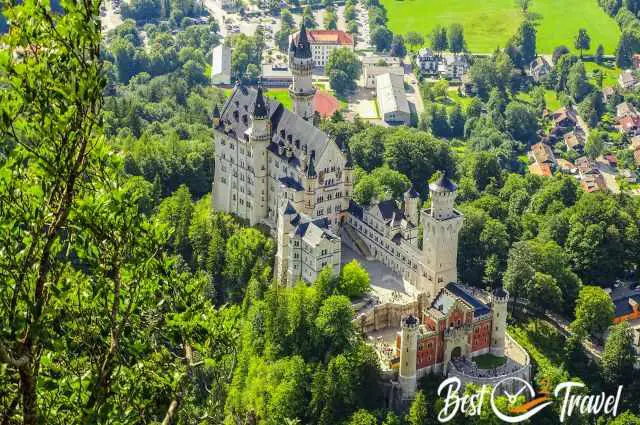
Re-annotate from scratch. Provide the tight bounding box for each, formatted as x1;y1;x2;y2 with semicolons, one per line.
291;29;355;68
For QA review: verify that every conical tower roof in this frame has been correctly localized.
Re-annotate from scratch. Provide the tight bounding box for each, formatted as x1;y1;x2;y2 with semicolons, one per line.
429;172;457;193
306;153;317;178
295;22;312;59
253;86;268;119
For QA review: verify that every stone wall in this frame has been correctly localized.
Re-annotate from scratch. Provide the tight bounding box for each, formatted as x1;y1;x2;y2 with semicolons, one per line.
355;301;418;333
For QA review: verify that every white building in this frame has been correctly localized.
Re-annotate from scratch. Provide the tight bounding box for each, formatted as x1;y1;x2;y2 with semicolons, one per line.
416;48;439;75
211;45;231;85
376;72;411;125
362;55;404;89
291;28;354;68
439;55;470;80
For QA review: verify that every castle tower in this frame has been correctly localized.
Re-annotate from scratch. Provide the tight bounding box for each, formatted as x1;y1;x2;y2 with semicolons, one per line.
403;187;420;226
419;174;464;299
249;86;270;224
490;286;509;357
276;200;297;285
399;315;419;399
289;23;316;121
302;153;317;217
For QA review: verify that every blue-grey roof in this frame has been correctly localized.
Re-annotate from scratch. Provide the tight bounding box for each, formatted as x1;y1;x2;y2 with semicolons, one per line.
446;283;491;318
279;176;304;191
348;200;363;220
614;295;640;317
429;174;457;193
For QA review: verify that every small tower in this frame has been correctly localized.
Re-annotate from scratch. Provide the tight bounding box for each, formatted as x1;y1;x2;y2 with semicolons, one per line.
302;153;317;216
212;104;221;128
419;173;464;299
276;200;298;285
289;23;316;121
249;86;271;224
399;314;419;400
403;187;420;226
490;286;509;357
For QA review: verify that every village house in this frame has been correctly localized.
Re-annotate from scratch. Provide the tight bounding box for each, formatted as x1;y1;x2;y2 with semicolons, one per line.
635;148;640;166
619;70;640;91
439;55;470;80
617;115;640;135
633;53;640;69
528;162;553;177
529;56;551;82
529;142;557;168
556;158;576;174
575;156;607;192
600;153;618;168
563;131;585;154
551;106;578;129
580;173;607;193
416;48;439;75
613;294;640;324
575;156;599;175
617;101;639;118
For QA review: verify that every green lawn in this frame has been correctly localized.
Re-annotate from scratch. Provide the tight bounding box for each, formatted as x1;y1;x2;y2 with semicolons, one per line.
516;89;562;111
584;61;620;88
265;88;293;110
473;353;507;369
381;0;620;54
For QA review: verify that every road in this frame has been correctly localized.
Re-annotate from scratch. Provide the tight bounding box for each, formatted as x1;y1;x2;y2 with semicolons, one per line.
513;300;603;362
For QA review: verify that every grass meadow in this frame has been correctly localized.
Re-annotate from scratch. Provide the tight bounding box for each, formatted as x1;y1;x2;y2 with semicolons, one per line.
380;0;620;54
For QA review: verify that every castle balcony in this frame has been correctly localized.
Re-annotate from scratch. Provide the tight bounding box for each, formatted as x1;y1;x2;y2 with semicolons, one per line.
446;334;531;394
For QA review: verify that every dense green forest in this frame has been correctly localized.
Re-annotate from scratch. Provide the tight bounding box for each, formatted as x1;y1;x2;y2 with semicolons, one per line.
1;0;640;424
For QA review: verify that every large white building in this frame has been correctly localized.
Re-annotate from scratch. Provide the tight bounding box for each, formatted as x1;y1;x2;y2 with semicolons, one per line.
291;27;354;68
211;45;231;85
376;72;411;126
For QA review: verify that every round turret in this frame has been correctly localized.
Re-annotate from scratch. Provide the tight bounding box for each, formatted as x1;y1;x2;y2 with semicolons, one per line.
399;314;419;399
490;286;509;357
429;173;457;220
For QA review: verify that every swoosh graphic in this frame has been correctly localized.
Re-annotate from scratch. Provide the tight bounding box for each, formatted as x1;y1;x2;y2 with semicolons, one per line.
509;396;552;414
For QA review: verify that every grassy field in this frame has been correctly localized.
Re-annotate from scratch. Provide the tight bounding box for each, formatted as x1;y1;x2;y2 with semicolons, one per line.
516;89;563;111
381;0;620;54
473;353;507;369
265;88;294;110
584;61;620;87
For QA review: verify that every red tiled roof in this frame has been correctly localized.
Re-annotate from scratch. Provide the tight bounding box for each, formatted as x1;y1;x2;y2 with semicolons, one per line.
531;142;555;164
529;162;553;177
618;115;640;132
313;90;340;118
307;30;354;46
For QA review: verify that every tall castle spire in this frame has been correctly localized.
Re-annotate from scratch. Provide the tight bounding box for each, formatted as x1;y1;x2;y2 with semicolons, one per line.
288;22;316;121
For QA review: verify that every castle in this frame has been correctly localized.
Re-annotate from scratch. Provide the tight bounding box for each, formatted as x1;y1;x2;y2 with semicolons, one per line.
212;23;527;400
